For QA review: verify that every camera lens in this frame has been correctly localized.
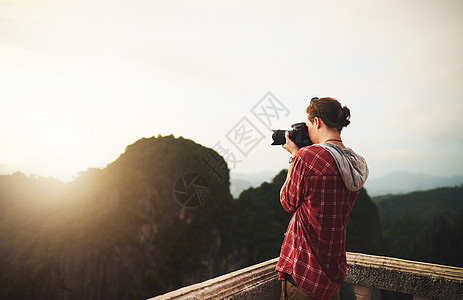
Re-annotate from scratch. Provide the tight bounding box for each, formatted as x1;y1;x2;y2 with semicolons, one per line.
271;130;286;145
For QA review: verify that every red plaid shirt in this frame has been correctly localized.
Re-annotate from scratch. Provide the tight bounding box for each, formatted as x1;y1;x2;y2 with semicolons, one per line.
276;145;360;299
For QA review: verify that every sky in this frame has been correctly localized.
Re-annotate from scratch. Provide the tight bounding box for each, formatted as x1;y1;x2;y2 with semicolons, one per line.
1;0;463;183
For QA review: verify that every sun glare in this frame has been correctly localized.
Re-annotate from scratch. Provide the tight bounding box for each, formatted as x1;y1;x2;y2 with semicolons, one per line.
3;98;107;182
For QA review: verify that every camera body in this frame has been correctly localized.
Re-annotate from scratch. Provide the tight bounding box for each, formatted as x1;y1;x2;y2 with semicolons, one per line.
271;122;313;148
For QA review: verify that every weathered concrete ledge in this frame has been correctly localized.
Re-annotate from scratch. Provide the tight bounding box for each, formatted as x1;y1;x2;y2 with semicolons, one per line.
149;258;279;299
345;252;463;299
150;253;463;299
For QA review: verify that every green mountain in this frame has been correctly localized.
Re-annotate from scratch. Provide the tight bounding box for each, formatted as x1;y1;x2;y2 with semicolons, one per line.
346;188;383;255
375;186;463;266
0;135;237;299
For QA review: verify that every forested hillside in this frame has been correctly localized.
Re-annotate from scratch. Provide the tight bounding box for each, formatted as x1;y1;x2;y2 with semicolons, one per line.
5;135;457;300
0;136;237;299
375;186;463;267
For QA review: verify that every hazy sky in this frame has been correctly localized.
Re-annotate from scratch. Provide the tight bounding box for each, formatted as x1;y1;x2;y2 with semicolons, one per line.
1;0;462;182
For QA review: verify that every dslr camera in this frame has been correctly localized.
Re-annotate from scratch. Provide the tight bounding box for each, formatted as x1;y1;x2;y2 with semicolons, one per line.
271;122;313;148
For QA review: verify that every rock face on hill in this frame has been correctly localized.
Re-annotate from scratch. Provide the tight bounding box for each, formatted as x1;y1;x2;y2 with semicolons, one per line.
0;136;240;299
0;135;383;299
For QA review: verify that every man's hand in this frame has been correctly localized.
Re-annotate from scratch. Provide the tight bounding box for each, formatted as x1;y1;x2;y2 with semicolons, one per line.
282;131;300;157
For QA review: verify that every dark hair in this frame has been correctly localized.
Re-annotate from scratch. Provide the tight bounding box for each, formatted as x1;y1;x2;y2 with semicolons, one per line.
306;97;351;132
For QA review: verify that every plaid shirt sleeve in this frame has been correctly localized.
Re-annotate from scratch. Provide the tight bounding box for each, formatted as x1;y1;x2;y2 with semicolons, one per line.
276;146;361;300
279;153;306;213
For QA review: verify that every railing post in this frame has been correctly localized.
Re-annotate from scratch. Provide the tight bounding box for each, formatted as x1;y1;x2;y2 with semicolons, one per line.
354;285;372;300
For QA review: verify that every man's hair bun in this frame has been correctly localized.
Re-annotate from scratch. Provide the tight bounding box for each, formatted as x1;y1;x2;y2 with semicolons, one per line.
338;106;351;128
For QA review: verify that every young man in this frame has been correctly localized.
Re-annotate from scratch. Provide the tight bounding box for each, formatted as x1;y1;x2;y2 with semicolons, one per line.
276;97;369;300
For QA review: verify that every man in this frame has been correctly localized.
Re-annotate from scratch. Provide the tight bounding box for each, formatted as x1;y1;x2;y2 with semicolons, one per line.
276;97;369;300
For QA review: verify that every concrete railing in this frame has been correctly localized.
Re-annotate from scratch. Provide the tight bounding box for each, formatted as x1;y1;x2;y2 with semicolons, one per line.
345;252;463;299
150;258;279;299
150;252;463;300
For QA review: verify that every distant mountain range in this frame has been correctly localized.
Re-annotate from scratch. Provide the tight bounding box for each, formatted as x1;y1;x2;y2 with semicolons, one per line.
364;171;463;196
230;170;463;198
230;170;276;198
